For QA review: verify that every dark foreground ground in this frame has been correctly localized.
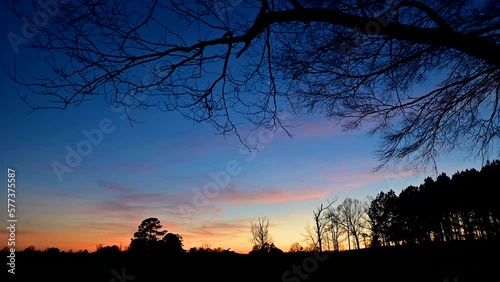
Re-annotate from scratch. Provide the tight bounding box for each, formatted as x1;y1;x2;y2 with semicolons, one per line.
2;239;498;282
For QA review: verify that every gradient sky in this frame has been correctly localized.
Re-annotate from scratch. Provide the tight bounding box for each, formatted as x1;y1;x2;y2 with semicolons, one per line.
0;2;494;254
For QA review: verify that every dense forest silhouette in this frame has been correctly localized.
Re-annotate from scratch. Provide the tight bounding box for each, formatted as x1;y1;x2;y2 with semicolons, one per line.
369;159;500;246
3;160;499;282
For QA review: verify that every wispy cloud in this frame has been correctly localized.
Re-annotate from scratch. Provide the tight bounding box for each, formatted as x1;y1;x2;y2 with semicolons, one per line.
319;165;417;190
213;185;333;204
286;117;344;138
57;180;336;227
183;219;251;240
97;179;137;192
159;137;233;159
103;183;332;206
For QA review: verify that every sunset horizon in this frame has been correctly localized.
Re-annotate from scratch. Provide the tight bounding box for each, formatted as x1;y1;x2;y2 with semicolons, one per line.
1;0;499;281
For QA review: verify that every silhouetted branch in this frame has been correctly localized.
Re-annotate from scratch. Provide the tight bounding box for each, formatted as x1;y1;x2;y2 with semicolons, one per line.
8;0;499;170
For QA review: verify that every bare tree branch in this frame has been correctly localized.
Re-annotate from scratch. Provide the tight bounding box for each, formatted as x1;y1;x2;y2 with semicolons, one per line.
7;0;500;171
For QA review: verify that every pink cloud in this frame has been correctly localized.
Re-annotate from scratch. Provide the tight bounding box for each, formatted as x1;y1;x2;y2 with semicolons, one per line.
41;180;336;233
183;220;250;240
319;166;417;190
50;185;332;234
91;182;333;209
213;185;333;204
285;118;344;138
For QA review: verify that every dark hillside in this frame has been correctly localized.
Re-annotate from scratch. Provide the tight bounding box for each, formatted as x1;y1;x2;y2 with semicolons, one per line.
4;238;498;282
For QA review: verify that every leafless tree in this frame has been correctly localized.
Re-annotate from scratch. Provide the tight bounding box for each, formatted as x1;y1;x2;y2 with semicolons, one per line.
250;216;273;251
288;242;304;252
338;198;367;250
8;0;500;170
308;199;336;252
302;222;319;251
326;205;344;252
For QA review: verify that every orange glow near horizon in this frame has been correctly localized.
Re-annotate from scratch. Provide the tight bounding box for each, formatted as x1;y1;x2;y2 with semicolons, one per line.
5;230;275;254
2;210;314;254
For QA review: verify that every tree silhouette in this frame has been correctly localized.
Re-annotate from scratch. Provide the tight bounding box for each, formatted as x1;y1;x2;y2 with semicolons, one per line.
160;233;184;254
23;245;37;253
189;243;235;254
326;206;344;251
302;222;320;251
8;0;499;170
95;244;121;256
43;247;60;255
312;200;335;252
367;190;398;247
338;198;366;250
133;217;167;241
366;160;500;246
288;242;304;252
130;217;167;253
250;216;275;253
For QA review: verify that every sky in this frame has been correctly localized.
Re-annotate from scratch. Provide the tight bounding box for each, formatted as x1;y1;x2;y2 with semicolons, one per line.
0;2;495;254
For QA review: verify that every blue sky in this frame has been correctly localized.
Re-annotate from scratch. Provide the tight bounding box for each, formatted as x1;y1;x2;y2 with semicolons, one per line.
0;1;494;253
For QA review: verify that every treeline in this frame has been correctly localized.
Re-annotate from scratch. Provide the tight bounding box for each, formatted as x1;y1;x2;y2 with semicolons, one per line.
302;159;500;252
5;161;499;256
369;159;500;246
